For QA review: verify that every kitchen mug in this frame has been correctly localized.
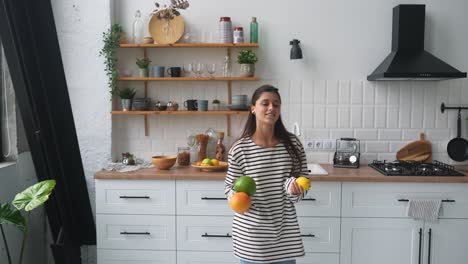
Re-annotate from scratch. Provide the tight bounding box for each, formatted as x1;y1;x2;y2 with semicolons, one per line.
166;66;182;77
152;66;165;77
195;100;208;111
184;99;198;111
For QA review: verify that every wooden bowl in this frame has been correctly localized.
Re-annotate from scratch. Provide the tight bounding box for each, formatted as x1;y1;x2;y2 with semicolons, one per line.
152;155;177;170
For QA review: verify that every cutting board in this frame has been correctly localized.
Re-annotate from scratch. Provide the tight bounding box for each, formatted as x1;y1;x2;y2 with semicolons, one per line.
396;133;432;162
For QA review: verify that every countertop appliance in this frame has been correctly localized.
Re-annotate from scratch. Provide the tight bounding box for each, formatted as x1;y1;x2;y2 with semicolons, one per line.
367;4;467;81
333;138;360;168
369;160;464;176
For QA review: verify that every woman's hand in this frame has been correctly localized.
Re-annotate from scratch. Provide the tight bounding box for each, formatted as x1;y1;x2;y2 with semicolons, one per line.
289;181;304;195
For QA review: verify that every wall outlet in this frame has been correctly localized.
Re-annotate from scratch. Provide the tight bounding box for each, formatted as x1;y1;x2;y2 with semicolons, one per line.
314;140;323;149
323;140;335;151
305;140;315;151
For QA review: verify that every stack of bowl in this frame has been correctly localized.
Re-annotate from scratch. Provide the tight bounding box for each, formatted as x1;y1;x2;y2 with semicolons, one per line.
230;95;248;110
132;98;151;111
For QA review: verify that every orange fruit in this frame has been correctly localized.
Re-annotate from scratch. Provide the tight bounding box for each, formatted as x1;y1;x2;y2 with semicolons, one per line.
229;192;251;214
233;176;256;196
211;159;219;166
296;176;311;191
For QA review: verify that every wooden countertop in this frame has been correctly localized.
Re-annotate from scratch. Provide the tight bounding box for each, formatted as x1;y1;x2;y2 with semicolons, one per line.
95;164;468;183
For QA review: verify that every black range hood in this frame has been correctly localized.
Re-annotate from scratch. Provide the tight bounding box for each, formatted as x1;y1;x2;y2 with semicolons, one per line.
367;4;467;81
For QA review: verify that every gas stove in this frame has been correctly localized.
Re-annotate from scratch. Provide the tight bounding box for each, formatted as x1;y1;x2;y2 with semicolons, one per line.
369;160;465;176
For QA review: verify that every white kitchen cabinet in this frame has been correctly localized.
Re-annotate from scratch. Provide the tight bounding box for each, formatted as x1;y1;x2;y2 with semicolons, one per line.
297;253;340;264
424;219;468;264
177;215;233;251
177;251;238;264
295;182;341;217
98;249;176;264
176;180;230;216
298;217;341;253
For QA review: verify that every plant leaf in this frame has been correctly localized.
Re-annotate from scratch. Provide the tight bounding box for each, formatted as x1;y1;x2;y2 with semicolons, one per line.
0;203;26;232
12;180;56;211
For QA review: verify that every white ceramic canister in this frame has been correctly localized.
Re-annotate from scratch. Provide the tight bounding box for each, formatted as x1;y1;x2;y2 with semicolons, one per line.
233;27;244;43
218;17;233;43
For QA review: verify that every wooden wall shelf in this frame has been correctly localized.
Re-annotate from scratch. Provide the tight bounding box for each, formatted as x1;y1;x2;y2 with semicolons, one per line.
112;110;249;115
120;43;260;48
117;77;259;81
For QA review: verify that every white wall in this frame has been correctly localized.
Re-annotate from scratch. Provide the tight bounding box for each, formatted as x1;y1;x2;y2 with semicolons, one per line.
50;0;468;263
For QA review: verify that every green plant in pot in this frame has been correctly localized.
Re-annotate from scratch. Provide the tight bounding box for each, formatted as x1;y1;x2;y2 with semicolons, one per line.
119;87;136;111
236;49;257;77
136;58;152;77
99;24;124;98
212;99;221;111
0;180;56;264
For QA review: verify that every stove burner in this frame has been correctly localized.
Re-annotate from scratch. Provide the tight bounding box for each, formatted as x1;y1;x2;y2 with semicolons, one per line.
369;160;464;176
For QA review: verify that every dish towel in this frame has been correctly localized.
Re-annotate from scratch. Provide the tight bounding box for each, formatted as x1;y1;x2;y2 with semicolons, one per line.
406;199;441;222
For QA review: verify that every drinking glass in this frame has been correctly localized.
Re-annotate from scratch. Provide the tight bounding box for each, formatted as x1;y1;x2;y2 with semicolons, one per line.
183;63;193;77
194;62;205;77
207;63;216;77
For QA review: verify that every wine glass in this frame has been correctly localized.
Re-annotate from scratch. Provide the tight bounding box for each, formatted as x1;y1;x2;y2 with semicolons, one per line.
207;63;216;77
194;62;205;77
183;63;193;77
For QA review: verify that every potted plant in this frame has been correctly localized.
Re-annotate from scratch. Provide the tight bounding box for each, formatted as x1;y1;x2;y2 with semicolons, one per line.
119;87;136;111
212;99;221;111
136;58;152;77
0;180;56;264
236;49;257;77
99;24;125;98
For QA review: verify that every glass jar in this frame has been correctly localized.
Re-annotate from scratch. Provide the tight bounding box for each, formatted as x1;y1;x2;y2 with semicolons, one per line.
177;146;191;166
233;27;244;43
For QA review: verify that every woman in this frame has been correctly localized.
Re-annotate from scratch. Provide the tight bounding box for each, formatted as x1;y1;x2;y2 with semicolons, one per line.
225;85;310;264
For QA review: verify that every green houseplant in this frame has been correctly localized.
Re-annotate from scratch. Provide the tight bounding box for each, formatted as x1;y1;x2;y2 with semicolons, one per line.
136;58;152;77
119;87;136;111
236;49;257;77
212;99;220;111
99;24;124;98
0;180;56;264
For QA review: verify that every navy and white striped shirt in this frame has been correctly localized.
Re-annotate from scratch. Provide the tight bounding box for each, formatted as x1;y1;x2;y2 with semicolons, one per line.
225;135;309;263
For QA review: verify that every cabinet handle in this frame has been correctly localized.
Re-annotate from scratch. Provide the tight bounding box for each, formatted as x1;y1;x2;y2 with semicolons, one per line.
300;233;315;237
201;197;227;200
120;231;151;235
418;228;422;264
397;199;455;202
119;195;150;199
428;228;432;264
201;232;232;238
302;198;317;201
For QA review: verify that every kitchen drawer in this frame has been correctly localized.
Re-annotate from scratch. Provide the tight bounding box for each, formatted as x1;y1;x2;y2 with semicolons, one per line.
298;217;340;253
295;182;341;217
97;214;176;250
177;251;238;264
177;215;232;251
97;249;176;264
96;179;175;215
176;180;231;216
342;182;468;218
297;253;340;264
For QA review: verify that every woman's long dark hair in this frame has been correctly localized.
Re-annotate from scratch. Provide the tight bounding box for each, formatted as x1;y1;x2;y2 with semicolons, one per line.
241;85;303;177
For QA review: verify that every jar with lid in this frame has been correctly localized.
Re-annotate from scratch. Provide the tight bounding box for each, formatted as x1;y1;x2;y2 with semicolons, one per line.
233;27;244;43
177;146;191;166
218;17;233;43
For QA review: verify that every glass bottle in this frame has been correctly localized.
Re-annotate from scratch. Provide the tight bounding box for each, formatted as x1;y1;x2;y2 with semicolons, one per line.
132;10;144;44
222;55;231;77
215;132;226;161
250;17;258;43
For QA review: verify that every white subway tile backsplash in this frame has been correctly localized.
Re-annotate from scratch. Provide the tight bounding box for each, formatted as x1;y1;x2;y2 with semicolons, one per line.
399;83;412;105
366;141;389;153
302;79;314;104
411;107;424;128
375;82;387;105
426;129;450;140
423;106;436;129
448;79;462;104
327;80;339;104
314;105;326;128
305;128;329;139
350;106;363;128
379;129;401;140
338;106;350;128
355;129;378;140
363;81;375;104
326;107;338;128
314;80;326;104
350;80;363;105
387;106;399;128
399;105;411;128
363;106;374;128
374;106;386;128
301;104;314;128
378;153;397;161
306;153;330;164
360;153;378;164
389;141;407;152
402;129;423;140
151;140;176;153
387;85;400;105
330;129;354;139
290;80;302;104
339;80;351;104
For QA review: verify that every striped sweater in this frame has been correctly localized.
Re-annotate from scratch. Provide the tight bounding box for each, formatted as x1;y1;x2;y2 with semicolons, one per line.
224;135;309;263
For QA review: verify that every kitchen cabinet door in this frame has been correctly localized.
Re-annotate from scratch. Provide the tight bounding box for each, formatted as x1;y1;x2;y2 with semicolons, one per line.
98;249;176;264
341;218;423;264
424;219;468;264
297;253;339;264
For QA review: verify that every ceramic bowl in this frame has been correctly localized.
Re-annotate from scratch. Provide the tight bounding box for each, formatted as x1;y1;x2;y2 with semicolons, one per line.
152;155;177;170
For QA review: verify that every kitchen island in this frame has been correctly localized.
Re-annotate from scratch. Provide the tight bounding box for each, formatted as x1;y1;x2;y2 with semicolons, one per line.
95;165;468;264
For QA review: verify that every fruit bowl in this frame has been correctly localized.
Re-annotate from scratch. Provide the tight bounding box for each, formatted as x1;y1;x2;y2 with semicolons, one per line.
191;161;228;172
152;155;177;170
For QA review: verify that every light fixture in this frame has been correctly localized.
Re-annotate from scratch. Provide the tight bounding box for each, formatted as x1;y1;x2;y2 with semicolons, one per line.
289;39;303;60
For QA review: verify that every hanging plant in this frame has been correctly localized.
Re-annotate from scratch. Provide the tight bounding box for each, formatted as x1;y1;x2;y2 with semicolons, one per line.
99;24;124;98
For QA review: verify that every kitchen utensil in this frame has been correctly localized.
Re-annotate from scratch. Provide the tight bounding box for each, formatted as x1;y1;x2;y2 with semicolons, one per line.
191;161;228;172
226;104;249;111
447;110;468;161
333;138;360;168
151;155;177;170
148;12;185;44
396;133;432;162
167;101;179;111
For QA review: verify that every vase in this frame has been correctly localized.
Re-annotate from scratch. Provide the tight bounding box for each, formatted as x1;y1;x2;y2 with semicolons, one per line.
239;64;255;77
213;103;220;111
139;68;149;77
121;99;133;111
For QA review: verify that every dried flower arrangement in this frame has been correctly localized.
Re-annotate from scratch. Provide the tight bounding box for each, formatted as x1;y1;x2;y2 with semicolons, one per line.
151;0;190;20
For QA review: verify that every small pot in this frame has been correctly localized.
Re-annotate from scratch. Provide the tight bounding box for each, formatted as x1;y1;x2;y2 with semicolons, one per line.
121;99;132;111
138;68;149;77
167;101;179;111
239;64;255;77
